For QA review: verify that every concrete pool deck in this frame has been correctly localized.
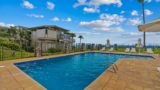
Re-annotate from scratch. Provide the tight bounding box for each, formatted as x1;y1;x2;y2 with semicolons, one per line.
0;52;86;90
0;51;160;90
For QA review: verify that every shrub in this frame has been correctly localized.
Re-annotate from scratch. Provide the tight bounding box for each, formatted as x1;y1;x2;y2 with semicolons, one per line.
48;48;61;53
153;48;160;54
116;47;125;52
74;48;81;52
0;37;20;50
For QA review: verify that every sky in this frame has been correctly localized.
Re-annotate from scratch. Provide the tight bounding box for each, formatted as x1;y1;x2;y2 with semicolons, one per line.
0;0;160;45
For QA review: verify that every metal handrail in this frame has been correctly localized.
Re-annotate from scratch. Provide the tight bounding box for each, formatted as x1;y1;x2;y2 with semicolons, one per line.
108;63;118;73
113;63;118;71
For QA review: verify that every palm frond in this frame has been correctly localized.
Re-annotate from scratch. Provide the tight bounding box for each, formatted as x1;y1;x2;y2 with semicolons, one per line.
137;0;144;3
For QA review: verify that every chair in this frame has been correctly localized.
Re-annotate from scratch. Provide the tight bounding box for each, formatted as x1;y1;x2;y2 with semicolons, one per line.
109;48;114;52
125;48;130;53
146;48;154;54
130;48;136;53
101;47;105;51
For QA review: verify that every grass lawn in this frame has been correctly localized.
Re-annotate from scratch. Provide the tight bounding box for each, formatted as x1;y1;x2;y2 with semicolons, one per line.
0;46;34;61
105;47;125;52
105;47;160;54
153;48;160;54
1;46;160;61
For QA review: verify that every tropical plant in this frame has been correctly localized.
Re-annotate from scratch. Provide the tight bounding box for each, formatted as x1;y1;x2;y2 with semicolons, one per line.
18;29;30;49
78;35;83;49
7;27;18;42
67;32;76;51
0;27;10;37
0;37;20;50
48;48;61;53
69;33;76;46
6;27;32;51
69;33;76;42
137;0;146;49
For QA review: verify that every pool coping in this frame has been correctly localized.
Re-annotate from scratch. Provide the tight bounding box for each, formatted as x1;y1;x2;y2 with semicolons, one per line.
0;51;159;90
0;51;89;90
84;51;160;90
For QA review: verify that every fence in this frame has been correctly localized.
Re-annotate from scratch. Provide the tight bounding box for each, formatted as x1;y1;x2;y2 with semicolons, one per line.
0;45;78;61
0;46;34;61
1;44;159;61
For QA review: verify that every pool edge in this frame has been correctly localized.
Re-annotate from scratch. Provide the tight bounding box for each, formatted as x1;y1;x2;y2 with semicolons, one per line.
0;51;158;90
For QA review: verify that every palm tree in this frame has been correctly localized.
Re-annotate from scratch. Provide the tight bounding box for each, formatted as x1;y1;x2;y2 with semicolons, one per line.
0;27;9;37
19;29;32;51
69;33;76;45
137;0;146;50
8;27;18;42
78;35;83;49
68;33;76;51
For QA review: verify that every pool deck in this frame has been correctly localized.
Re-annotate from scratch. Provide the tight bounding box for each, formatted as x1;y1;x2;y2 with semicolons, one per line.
85;52;160;90
0;51;160;90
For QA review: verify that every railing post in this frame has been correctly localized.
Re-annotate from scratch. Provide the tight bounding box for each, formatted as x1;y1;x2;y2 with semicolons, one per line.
1;46;3;61
113;63;118;71
0;46;2;61
21;48;22;58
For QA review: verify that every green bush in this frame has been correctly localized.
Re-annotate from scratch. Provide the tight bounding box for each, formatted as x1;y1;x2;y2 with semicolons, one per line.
153;48;160;54
116;47;125;52
0;37;20;50
48;48;61;53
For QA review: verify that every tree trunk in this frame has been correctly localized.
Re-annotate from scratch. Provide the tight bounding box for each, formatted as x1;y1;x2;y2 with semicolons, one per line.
72;37;73;50
80;39;81;50
142;2;146;50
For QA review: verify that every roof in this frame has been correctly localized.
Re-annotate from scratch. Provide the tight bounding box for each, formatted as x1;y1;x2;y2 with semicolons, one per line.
29;25;69;32
138;19;160;32
15;26;29;29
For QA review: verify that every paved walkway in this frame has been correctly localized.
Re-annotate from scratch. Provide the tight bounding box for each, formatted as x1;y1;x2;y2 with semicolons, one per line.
85;59;160;90
0;64;45;90
0;52;84;90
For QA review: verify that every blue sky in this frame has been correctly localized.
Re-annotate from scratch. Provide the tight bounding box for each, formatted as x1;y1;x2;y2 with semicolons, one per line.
0;0;160;45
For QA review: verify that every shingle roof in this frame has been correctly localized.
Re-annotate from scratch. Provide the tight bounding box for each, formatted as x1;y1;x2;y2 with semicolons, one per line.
29;25;69;32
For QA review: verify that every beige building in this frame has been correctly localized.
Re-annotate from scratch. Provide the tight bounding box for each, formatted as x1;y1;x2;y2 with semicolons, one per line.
30;25;73;52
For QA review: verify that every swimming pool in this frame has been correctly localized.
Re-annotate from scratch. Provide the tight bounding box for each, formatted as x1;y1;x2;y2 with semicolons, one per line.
15;52;153;90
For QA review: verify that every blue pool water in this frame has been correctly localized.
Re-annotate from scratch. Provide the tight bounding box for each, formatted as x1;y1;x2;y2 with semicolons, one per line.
15;52;153;90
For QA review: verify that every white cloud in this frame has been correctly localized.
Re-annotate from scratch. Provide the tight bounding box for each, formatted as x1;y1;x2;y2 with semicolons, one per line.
83;7;99;13
80;20;114;28
51;17;60;22
51;17;72;22
47;1;55;10
130;32;141;36
156;0;160;2
145;9;153;16
120;11;125;14
146;0;152;3
116;32;160;45
128;18;141;25
131;10;138;16
80;14;125;32
0;22;15;27
64;17;72;22
76;31;101;35
100;27;124;32
23;1;34;9
100;14;126;25
80;20;124;32
74;0;122;8
27;14;44;18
